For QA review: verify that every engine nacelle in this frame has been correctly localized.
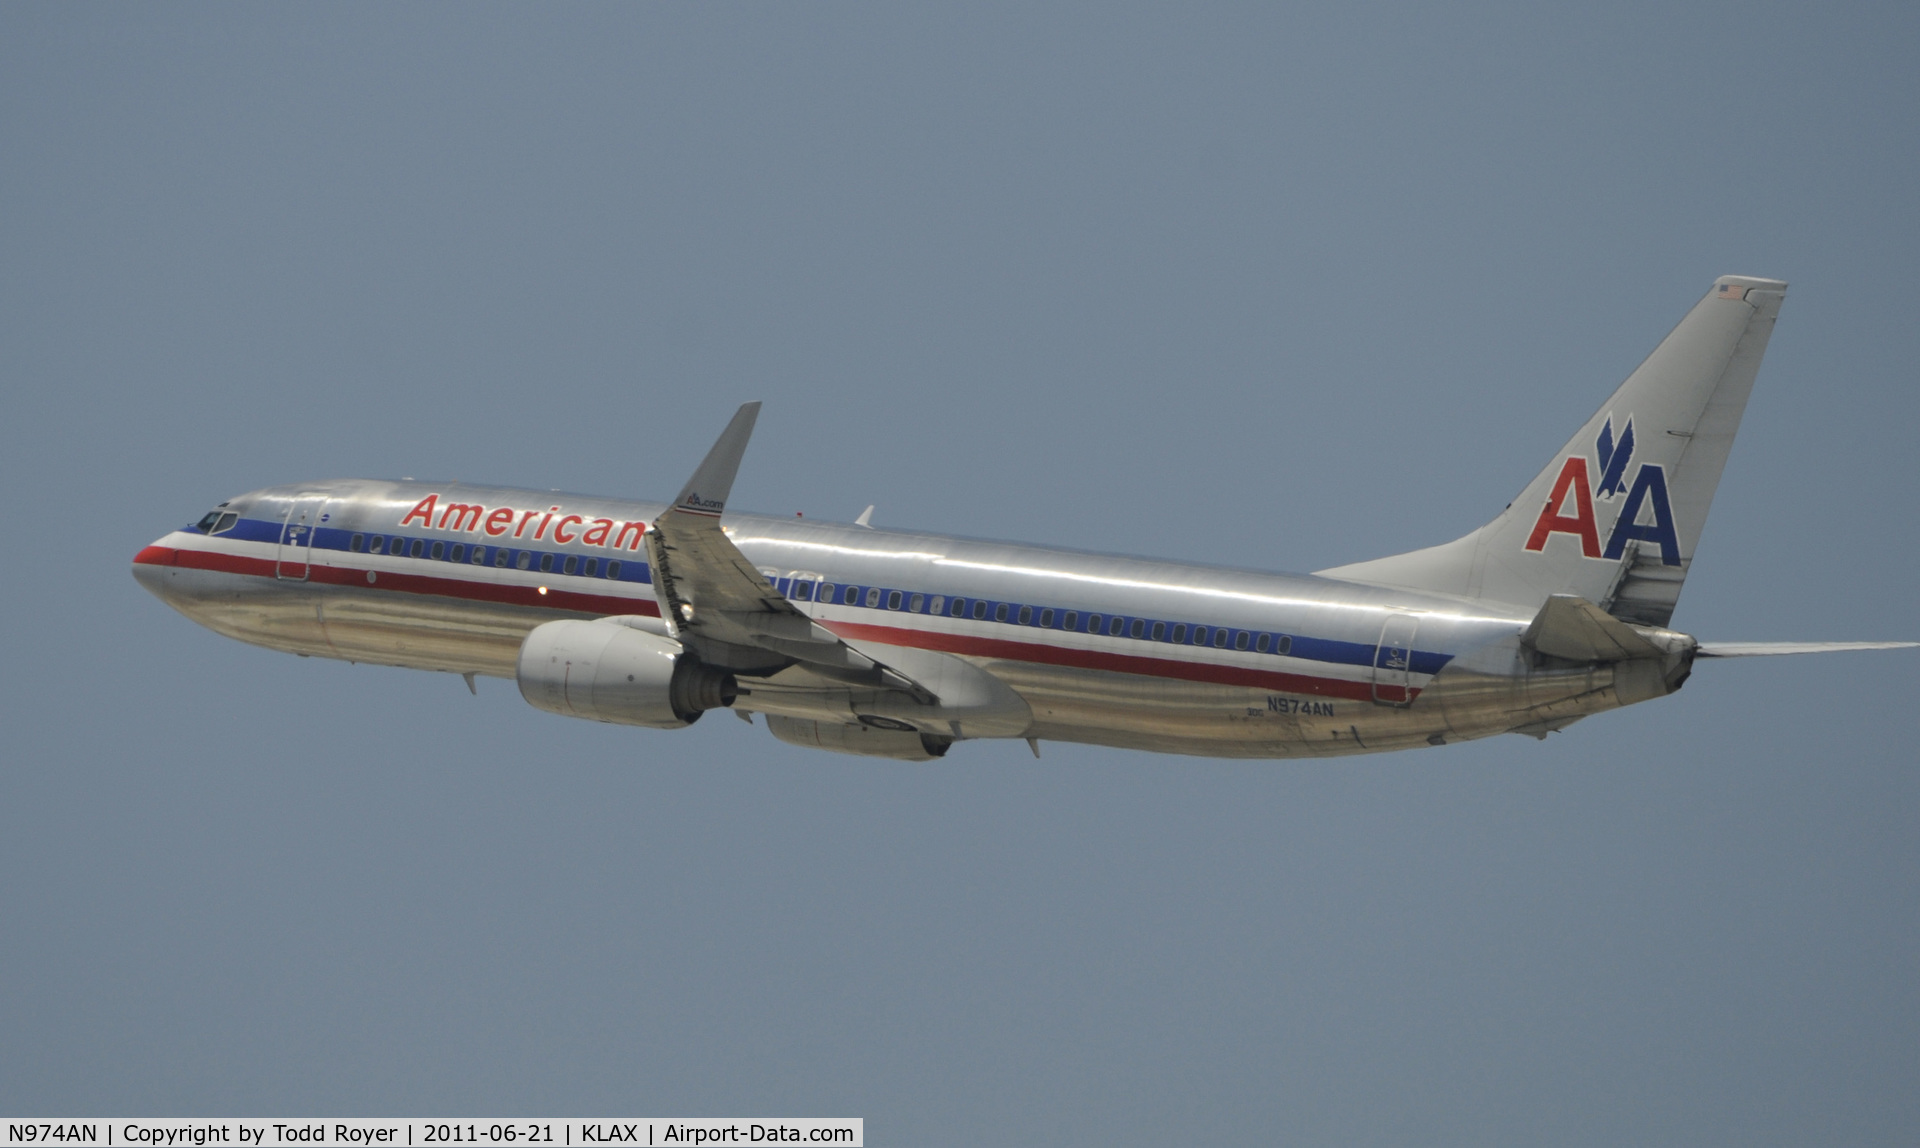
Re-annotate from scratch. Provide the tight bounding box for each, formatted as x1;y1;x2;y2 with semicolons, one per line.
765;715;953;761
517;619;736;728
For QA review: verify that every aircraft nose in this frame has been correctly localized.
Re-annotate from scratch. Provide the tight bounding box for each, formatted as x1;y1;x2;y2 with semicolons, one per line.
131;541;180;601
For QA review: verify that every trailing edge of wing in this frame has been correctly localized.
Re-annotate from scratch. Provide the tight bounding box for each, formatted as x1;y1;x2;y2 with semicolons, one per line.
1695;640;1919;657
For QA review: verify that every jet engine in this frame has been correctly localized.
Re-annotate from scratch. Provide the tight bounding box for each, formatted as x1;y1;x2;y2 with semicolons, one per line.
517;618;736;728
764;715;953;761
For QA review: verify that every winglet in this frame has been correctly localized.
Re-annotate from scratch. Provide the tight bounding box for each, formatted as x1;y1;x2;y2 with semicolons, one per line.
670;402;762;518
855;505;874;528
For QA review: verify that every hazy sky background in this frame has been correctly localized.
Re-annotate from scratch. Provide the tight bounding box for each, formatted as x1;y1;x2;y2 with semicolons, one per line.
4;5;1917;1142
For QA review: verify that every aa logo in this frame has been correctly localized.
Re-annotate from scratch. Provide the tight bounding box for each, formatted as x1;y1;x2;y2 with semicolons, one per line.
1523;416;1681;565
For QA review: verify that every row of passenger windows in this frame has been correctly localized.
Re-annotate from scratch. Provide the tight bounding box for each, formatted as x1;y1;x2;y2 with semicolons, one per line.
347;532;623;581
329;527;1274;651
774;576;1295;656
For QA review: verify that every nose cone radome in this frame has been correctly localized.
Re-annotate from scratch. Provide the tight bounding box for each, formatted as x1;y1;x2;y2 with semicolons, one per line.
131;541;179;601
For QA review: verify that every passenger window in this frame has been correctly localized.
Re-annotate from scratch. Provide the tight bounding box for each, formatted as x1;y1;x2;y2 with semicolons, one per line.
818;583;836;602
214;513;238;534
540;554;555;573
350;534;364;552
410;539;425;558
791;580;812;601
1017;605;1032;625
887;590;903;610
1087;614;1102;632
1129;619;1145;639
369;536;385;554
972;600;988;620
929;595;944;614
429;541;443;560
473;546;488;565
1235;631;1250;650
1110;617;1125;636
1256;633;1271;653
1151;621;1165;641
950;598;967;617
517;551;532;570
1172;623;1186;643
563;555;578;575
1064;611;1077;630
866;587;882;608
451;544;465;562
584;558;598;577
909;593;924;613
1213;628;1229;648
1192;626;1208;645
607;560;622;579
494;549;508;567
1039;608;1054;628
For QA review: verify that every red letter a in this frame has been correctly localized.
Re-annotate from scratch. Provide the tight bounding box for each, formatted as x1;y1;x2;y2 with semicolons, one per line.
1523;458;1601;558
399;494;438;528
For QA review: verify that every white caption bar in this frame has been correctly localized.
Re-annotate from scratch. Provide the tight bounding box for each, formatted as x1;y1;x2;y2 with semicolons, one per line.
1;1123;860;1148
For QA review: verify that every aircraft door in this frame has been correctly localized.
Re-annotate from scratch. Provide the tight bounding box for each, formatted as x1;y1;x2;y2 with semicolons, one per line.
1372;613;1420;706
276;493;330;581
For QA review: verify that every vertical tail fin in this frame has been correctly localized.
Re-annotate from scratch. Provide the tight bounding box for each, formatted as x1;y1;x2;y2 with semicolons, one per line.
1317;275;1787;623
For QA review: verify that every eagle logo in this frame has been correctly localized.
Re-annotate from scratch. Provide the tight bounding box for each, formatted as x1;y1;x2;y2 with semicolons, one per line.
1594;416;1634;498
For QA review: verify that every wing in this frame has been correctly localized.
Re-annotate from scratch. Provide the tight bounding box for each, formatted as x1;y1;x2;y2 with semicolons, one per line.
643;405;1031;738
644;403;911;688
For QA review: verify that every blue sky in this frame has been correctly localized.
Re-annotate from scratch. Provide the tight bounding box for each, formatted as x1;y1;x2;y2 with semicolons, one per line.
3;5;1916;1142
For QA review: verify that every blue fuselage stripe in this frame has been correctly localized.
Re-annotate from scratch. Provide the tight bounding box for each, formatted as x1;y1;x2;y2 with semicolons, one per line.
204;517;1456;678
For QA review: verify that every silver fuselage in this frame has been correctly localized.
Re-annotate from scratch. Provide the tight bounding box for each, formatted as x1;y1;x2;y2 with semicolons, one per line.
134;479;1695;757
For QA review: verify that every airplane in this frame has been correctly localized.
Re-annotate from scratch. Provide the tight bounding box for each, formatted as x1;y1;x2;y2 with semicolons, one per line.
133;275;1913;760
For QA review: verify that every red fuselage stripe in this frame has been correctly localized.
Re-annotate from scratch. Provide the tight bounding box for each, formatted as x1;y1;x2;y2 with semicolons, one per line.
822;620;1409;702
139;544;660;619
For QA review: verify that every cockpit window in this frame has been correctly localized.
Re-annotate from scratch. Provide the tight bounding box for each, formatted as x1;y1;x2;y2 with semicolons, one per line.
194;510;239;534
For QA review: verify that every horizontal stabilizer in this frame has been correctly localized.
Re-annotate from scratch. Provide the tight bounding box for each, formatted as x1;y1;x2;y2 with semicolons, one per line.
1522;594;1663;662
1695;640;1919;657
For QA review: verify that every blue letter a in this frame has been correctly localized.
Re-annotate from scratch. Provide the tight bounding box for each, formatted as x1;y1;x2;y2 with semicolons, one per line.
1602;464;1681;565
